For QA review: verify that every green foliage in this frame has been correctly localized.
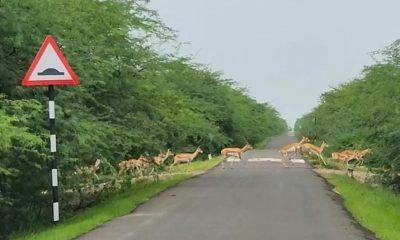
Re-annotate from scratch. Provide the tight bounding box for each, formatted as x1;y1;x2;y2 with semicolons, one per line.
0;0;285;238
0;96;48;237
295;40;400;190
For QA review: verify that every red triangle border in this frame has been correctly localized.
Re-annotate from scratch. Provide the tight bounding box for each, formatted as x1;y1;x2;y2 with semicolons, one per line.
22;35;80;87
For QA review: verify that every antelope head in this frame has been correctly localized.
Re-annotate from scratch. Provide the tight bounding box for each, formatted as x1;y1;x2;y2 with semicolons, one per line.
93;159;101;170
166;149;174;157
300;137;310;144
139;155;153;163
196;147;204;154
361;148;372;155
245;143;253;151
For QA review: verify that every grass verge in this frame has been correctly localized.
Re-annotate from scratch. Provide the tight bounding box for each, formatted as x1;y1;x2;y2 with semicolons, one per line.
14;158;221;240
325;174;400;240
169;158;221;173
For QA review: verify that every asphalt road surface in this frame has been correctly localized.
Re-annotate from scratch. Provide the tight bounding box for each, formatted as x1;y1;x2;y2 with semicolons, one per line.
79;134;375;240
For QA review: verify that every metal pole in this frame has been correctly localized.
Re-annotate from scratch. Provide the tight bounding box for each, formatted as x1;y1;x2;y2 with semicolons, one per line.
48;85;59;222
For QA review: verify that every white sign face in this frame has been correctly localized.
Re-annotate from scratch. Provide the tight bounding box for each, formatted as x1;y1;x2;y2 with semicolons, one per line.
29;44;72;81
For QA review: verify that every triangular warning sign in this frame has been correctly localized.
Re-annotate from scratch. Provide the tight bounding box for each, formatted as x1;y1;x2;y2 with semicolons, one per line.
22;35;79;86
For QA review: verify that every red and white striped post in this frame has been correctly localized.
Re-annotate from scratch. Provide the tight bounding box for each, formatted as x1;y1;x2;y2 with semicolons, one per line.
21;35;80;223
48;85;59;222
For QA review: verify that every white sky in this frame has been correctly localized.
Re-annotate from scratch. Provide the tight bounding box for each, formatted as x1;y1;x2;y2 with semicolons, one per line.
150;0;400;126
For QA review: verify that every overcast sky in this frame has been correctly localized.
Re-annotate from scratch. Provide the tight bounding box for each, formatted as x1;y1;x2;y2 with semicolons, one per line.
150;0;400;126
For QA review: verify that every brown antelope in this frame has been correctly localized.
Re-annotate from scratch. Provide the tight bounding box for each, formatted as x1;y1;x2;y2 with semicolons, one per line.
355;149;372;165
172;147;203;166
221;144;253;160
153;149;174;166
118;158;142;176
137;155;158;176
301;142;329;165
331;151;356;166
76;159;102;176
137;155;154;168
332;149;371;166
118;155;151;176
279;137;310;166
344;149;371;165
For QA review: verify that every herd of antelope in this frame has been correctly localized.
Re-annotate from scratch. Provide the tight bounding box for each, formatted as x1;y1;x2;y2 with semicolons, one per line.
279;137;371;167
117;144;255;177
82;138;370;178
118;147;204;177
78;143;256;179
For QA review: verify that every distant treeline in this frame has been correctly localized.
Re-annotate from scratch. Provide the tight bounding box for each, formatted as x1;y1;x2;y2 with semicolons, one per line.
295;39;400;191
0;0;286;237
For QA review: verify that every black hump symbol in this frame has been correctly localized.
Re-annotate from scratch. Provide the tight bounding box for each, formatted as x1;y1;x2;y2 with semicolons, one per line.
38;68;64;76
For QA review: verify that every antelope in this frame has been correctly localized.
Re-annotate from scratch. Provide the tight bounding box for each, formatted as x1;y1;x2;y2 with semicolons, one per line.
301;142;329;165
221;144;253;160
344;149;371;165
279;137;310;166
332;149;371;166
331;151;357;166
172;147;203;166
118;155;151;176
153;149;174;166
355;149;372;165
137;155;154;168
137;155;158;176
118;158;143;176
76;159;102;176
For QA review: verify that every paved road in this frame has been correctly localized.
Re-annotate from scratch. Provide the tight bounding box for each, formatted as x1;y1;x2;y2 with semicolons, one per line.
79;134;375;240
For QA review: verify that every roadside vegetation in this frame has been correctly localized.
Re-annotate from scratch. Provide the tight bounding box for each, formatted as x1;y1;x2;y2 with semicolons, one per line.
295;39;400;240
13;159;221;240
326;174;400;240
295;40;400;191
0;0;286;238
169;158;221;174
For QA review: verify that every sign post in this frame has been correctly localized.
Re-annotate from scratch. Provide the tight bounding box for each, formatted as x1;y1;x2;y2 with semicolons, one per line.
48;85;58;221
22;35;79;222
